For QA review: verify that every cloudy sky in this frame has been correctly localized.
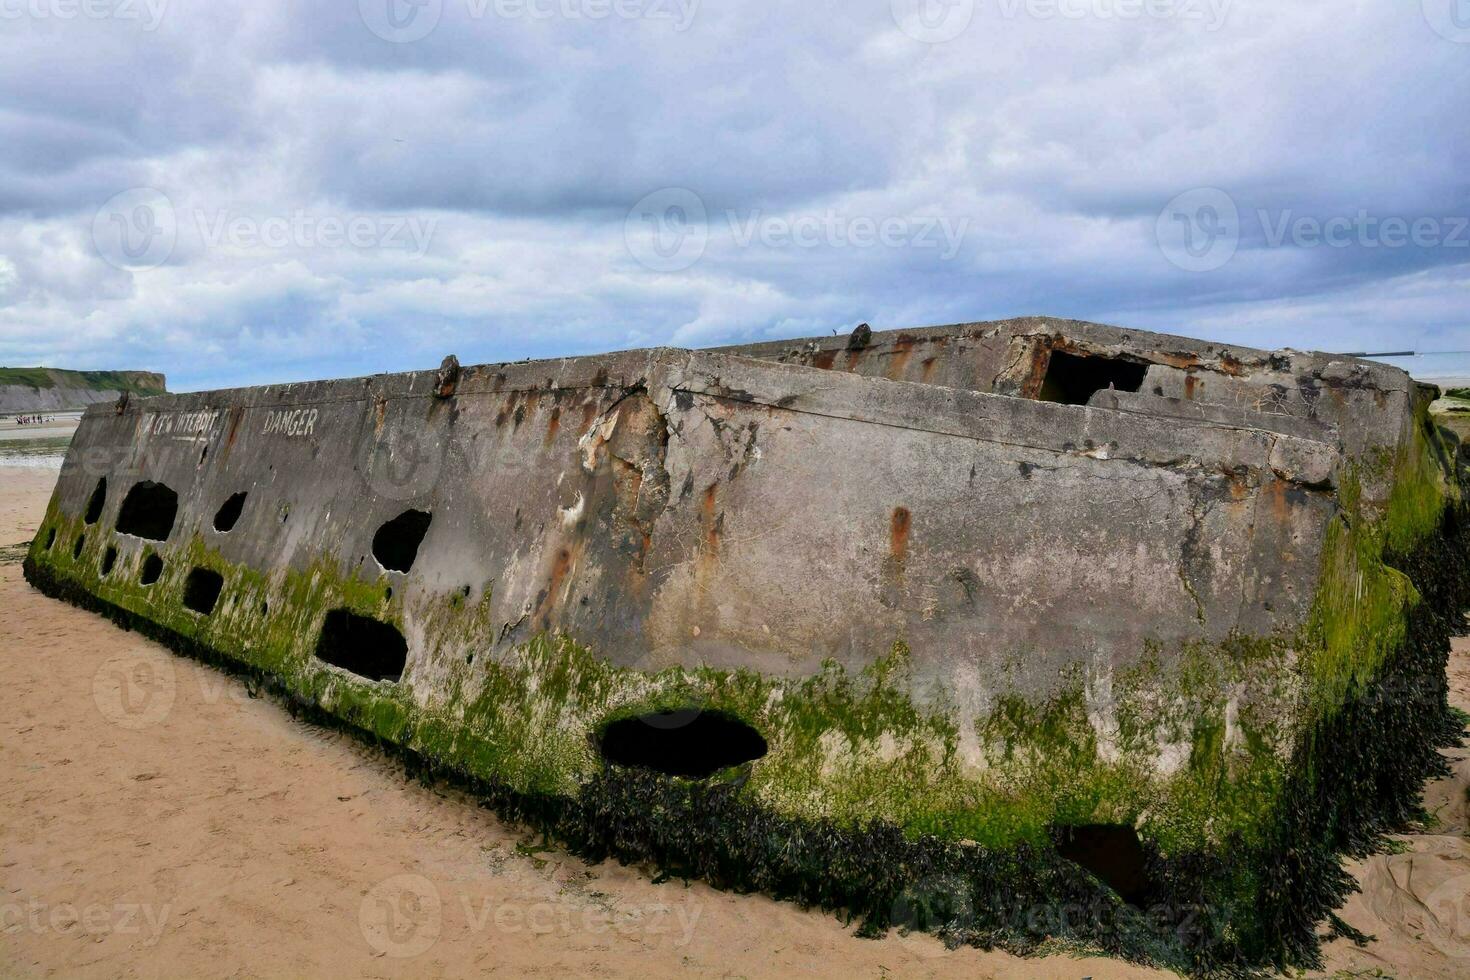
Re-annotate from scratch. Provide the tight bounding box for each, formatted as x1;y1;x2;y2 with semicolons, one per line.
1;0;1468;391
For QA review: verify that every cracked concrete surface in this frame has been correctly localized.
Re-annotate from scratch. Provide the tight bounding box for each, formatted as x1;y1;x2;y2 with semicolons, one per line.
25;318;1429;772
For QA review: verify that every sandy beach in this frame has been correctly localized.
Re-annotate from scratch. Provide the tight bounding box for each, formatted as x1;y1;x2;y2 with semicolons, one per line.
0;416;79;472
2;460;1468;979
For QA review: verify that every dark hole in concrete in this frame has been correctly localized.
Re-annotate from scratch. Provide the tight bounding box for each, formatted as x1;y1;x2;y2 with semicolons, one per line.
1037;351;1147;406
84;477;107;525
372;509;432;573
72;534;85;559
140;553;164;586
598;709;767;779
315;609;407;682
101;545;118;576
213;492;248;533
1055;824;1151;906
116;481;179;541
182;567;225;615
44;528;56;550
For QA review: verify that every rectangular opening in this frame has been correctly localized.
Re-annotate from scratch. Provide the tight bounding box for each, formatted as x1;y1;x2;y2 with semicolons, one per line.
182;567;224;615
314;609;407;683
1037;351;1147;406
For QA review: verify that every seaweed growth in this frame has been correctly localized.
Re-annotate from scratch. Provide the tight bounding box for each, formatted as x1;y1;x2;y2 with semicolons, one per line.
26;495;1470;977
19;392;1470;976
1240;502;1470;970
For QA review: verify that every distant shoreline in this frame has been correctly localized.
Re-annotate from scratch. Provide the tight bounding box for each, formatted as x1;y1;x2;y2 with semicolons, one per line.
0;367;166;415
0;412;80;469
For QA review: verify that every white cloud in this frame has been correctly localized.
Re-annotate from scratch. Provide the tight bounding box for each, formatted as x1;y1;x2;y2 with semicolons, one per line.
0;0;1465;387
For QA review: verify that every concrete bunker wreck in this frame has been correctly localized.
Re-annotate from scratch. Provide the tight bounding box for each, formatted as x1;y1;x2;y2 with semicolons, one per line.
22;316;1470;975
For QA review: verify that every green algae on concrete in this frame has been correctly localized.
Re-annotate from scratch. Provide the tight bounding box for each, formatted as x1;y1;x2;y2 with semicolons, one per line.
14;496;1343;862
24;408;1461;863
22;322;1470;975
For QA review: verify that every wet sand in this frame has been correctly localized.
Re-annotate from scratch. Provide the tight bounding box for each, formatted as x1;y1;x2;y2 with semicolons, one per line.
0;417;79;471
1;463;1467;978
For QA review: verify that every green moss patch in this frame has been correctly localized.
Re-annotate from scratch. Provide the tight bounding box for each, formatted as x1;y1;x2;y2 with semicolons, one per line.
22;402;1470;976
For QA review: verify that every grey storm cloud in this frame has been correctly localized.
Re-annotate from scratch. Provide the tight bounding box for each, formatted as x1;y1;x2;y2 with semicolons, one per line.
0;0;1467;391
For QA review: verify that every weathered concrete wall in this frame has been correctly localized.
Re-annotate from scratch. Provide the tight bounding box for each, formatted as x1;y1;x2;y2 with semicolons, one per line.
22;319;1450;841
22;319;1466;972
31;345;1337;705
724;316;1413;506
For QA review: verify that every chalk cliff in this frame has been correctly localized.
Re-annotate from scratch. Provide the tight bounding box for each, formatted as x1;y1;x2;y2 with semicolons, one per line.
0;368;167;414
